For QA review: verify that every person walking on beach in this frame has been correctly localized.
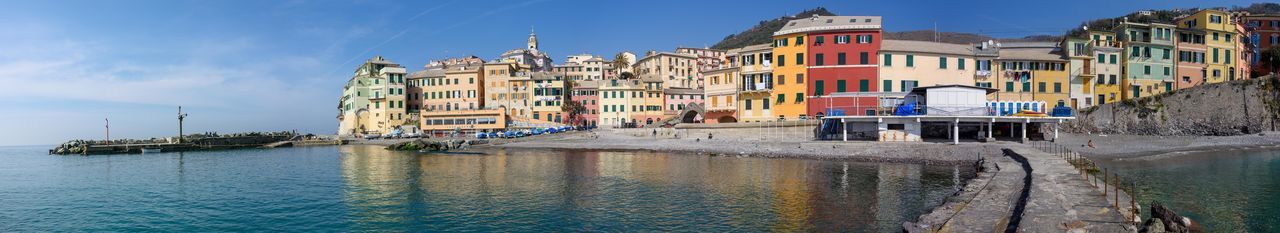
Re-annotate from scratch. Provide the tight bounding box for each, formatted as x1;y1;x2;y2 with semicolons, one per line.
652;129;657;138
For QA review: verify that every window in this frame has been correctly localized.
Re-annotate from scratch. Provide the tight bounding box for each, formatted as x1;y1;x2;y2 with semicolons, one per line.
779;38;789;46
901;80;918;92
815;53;825;66
1110;75;1117;84
836;80;847;93
1131;47;1140;57
1162;49;1170;60
795;53;804;65
939;56;948;69
815;36;825;44
1096;74;1105;84
958;58;966;70
777;55;785;67
744;99;752;110
1144;65;1151;75
796;74;803;84
1022;82;1031;92
777;75;785;85
794;93;803;103
1110;54;1117;64
837;53;847;65
883;80;892;92
1005;82;1014;92
1164;67;1170;76
1212;48;1219;63
835;35;850;44
1226;50;1232;64
906;55;914;67
795;36;804;45
883;53;892;66
1053;82;1062;93
856;35;873;43
859;52;868;65
1038;82;1046;93
814;81;824;96
858;80;869;92
776;94;785;104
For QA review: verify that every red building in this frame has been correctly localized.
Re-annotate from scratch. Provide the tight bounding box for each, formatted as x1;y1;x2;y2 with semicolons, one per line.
1245;14;1280;75
777;15;883;117
570;80;600;127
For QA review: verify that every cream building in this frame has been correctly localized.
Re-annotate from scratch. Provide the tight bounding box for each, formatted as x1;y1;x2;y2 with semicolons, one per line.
878;40;977;93
337;56;408;136
597;79;646;127
701;66;739;123
732;44;774;122
634;51;699;88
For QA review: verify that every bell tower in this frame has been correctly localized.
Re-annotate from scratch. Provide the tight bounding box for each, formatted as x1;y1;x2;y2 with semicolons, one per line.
527;27;538;52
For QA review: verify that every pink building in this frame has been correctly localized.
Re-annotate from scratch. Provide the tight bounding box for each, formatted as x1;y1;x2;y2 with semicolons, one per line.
571;80;600;127
663;88;705;121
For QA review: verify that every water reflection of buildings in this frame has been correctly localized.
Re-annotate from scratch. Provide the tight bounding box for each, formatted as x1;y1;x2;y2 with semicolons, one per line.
336;146;967;231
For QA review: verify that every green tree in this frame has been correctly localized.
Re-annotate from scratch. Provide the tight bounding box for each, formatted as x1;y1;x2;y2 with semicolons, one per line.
613;52;630;74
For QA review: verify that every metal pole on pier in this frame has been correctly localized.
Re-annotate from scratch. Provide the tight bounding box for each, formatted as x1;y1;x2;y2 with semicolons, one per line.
178;106;189;144
105;118;110;145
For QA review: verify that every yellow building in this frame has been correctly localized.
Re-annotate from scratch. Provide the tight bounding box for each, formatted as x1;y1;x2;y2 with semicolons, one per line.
992;42;1070;107
483;62;533;118
771;32;808;120
529;72;568;124
1177;9;1238;84
597;79;646;127
1086;31;1124;106
638;77;665;125
730;43;774;122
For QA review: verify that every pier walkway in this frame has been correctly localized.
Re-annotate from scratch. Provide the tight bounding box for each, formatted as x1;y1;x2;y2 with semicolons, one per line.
908;143;1134;232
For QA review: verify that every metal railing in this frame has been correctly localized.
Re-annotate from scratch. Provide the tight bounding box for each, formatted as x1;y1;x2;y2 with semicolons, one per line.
1033;140;1140;225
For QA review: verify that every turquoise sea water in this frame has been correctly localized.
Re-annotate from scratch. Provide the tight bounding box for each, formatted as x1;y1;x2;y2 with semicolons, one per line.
0;145;973;232
1098;149;1280;232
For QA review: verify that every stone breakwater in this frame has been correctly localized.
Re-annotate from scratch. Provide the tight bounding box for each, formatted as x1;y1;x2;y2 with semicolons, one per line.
1063;78;1280;136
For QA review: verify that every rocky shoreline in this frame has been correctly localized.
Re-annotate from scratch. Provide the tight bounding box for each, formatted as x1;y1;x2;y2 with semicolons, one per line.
1054;132;1280;159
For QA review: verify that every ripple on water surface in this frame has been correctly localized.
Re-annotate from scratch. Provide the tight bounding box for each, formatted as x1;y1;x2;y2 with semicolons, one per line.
0;145;974;232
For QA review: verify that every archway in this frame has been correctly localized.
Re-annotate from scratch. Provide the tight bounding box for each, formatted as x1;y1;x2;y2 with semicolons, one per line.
717;116;738;123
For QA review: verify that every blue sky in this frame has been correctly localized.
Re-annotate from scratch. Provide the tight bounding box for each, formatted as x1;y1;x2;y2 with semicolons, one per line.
0;0;1261;146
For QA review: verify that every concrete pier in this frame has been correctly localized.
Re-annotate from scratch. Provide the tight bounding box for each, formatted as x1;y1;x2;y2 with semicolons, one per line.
907;143;1134;232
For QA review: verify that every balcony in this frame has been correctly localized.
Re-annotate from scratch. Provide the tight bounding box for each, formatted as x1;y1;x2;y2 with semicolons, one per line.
740;82;773;93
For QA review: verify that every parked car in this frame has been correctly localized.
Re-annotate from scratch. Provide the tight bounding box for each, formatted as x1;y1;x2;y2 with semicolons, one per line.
403;133;421;138
532;128;545;135
485;132;499;138
475;132;488;139
363;134;381;140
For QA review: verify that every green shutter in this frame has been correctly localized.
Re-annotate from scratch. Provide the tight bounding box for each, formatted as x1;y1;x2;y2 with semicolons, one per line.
859;80;869;92
836;80;846;92
906;55;914;67
883;80;892;92
815;81;825;95
883;53;892;66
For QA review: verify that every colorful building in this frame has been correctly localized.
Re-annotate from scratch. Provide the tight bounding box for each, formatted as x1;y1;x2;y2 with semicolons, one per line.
337;56;408;136
731;43;774;122
1245;14;1280;75
1175;26;1210;89
597;79;645;127
771;30;810;120
676;47;728;88
993;42;1070;107
1118;21;1177;99
633;51;699;89
776;15;882;117
1177;9;1236;85
637;78;666;125
1087;31;1124;106
700;66;739;123
878;40;977;92
483;62;532;118
662;88;704;120
570;80;600;127
530;72;567;124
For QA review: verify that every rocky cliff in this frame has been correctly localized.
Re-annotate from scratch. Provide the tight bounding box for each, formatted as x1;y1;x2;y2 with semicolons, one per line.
1063;78;1280;136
